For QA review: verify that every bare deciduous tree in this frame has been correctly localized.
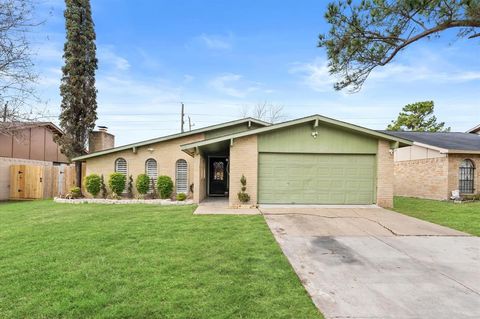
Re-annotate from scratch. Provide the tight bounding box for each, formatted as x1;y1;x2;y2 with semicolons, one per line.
239;101;286;123
0;0;42;136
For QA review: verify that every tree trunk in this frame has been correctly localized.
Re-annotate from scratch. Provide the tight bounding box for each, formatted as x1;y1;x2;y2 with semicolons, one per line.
75;161;83;193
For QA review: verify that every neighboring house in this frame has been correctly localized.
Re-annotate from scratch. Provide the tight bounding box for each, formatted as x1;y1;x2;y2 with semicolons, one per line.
0;122;69;200
381;130;480;200
466;124;480;135
74;115;410;208
0;122;68;163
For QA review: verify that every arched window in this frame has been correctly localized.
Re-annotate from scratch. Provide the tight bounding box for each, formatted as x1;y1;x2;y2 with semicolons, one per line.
459;159;475;194
115;158;127;175
145;158;158;191
145;158;157;180
176;159;188;194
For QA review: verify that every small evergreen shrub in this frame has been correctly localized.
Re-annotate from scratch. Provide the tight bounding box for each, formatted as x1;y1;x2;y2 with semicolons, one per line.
109;173;126;196
136;174;150;195
100;174;107;198
157;175;173;199
149;178;158;199
237;174;250;203
176;193;187;201
84;174;101;197
127;175;134;198
69;186;81;199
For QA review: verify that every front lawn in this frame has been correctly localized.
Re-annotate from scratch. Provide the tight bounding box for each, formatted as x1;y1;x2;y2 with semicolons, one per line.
0;201;322;318
393;197;480;236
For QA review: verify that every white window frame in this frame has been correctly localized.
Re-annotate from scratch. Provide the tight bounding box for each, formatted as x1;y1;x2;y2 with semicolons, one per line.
145;158;158;191
175;159;188;194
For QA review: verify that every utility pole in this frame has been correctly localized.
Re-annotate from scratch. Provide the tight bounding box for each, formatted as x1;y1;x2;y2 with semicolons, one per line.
188;116;195;131
2;103;7;122
180;102;185;133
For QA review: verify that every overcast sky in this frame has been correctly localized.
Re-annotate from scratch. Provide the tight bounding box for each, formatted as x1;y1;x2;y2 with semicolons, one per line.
33;0;480;145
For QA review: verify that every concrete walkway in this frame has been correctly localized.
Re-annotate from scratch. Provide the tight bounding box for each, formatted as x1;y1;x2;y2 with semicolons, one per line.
194;197;260;215
261;206;480;319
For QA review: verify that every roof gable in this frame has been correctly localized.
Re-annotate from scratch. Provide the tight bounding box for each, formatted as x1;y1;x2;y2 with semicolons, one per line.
181;114;412;154
467;124;480;134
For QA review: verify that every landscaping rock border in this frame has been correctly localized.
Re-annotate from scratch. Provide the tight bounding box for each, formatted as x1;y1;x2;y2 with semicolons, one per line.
54;197;194;205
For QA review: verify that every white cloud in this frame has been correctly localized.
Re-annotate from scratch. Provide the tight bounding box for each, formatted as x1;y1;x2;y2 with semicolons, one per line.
289;58;337;92
291;54;480;93
370;63;480;82
209;73;259;98
98;46;130;71
197;33;233;50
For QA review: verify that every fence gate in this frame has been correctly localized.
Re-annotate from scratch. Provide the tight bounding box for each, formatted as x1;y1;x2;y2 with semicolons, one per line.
10;165;44;199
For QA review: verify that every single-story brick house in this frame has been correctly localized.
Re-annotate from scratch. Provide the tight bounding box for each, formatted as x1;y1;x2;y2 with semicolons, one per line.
73;115;412;207
381;130;480;200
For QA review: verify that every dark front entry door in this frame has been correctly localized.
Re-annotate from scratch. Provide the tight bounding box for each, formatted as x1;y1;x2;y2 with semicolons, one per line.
209;157;228;196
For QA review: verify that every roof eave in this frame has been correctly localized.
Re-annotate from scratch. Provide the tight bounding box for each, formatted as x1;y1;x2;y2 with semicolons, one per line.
72;117;269;161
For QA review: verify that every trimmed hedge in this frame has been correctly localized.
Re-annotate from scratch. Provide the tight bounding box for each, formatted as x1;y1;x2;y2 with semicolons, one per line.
136;174;151;195
85;174;101;197
157;175;173;199
109;173;126;196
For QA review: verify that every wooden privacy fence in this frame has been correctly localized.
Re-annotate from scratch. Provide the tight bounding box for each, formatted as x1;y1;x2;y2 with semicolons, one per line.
9;164;77;200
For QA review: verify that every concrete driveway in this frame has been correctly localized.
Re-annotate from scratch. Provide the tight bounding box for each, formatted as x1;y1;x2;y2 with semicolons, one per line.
261;206;480;319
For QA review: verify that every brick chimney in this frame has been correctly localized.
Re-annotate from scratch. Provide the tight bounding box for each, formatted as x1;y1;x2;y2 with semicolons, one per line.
89;126;115;153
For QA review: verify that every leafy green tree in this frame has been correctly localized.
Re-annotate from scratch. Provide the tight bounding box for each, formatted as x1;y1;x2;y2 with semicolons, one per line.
387;101;450;132
319;1;480;92
57;0;98;188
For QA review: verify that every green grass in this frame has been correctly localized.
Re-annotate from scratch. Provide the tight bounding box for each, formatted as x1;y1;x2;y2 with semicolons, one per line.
0;201;322;319
393;197;480;236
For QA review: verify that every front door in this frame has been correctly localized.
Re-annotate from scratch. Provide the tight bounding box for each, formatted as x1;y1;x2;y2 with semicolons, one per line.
209;157;228;196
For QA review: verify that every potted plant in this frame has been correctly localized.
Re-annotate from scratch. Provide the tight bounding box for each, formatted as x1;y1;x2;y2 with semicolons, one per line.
237;174;251;208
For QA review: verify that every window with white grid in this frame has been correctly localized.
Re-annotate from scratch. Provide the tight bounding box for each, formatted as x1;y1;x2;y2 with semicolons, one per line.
145;158;158;191
175;159;188;194
115;158;127;175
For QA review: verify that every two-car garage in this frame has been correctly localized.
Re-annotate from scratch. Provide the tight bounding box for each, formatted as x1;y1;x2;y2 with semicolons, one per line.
258;153;376;204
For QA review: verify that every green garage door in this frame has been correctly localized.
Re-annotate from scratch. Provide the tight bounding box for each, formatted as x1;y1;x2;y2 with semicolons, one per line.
258;153;375;204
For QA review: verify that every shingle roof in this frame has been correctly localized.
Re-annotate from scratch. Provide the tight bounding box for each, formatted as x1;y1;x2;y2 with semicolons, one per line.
378;131;480;151
72;117;269;161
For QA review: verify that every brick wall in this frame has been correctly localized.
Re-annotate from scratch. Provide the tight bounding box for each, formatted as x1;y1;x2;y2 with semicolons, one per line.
84;133;204;198
192;153;206;203
394;157;449;200
376;140;394;208
447;154;480;196
229;135;258;207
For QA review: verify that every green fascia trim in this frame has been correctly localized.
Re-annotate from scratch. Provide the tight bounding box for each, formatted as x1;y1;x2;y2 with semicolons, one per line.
72;117;269;161
181;114;413;152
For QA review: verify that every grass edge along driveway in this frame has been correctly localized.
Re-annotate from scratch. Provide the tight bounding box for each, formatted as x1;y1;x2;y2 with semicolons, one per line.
393;196;480;236
0;200;322;319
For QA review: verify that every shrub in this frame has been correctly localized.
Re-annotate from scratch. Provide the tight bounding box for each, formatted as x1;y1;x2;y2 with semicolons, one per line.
136;174;150;195
84;174;101;197
126;175;134;198
237;174;250;203
157;175;173;199
69;186;81;199
100;174;107;198
148;178;158;199
176;192;187;201
109;173;126;196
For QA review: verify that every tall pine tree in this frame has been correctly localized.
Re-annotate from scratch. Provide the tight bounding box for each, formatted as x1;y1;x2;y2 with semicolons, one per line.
58;0;98;188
